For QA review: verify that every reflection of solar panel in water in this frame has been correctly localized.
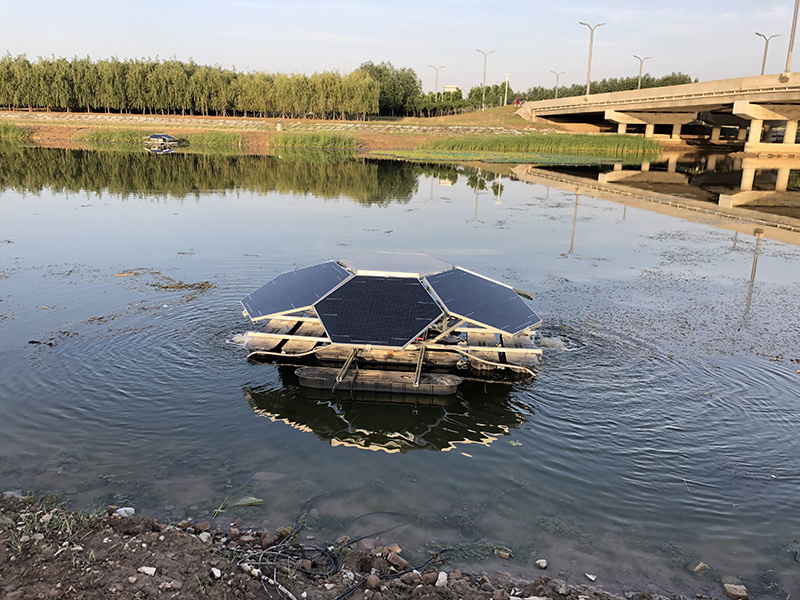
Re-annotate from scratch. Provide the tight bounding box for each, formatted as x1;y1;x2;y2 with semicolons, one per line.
315;276;443;347
241;261;350;320
427;268;541;334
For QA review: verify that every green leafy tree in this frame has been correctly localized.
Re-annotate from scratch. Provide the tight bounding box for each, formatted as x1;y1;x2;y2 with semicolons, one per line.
358;61;421;117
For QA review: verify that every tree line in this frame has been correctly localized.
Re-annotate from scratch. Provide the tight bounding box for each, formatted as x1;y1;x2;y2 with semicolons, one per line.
0;53;696;119
0;54;380;119
524;72;696;102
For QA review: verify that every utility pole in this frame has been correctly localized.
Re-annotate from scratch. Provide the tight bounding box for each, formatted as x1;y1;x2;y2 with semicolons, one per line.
476;48;495;110
756;33;780;76
579;21;605;95
429;64;445;100
551;70;565;99
633;54;652;89
503;73;510;106
785;0;800;77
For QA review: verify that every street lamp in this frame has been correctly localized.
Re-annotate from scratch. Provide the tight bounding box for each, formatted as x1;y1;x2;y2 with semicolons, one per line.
579;21;605;95
429;64;445;100
633;54;652;89
755;33;780;76
476;48;496;110
503;73;510;106
551;70;565;99
785;0;800;76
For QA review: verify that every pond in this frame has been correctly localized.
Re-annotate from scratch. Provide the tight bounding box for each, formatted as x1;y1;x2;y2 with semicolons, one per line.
1;148;799;597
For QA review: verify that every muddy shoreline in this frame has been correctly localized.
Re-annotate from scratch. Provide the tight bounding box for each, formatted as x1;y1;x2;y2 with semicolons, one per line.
1;492;724;600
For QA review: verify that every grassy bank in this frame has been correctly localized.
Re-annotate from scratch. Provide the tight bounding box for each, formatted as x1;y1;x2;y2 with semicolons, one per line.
75;127;243;147
428;132;662;156
0;122;31;141
273;132;357;149
368;149;656;165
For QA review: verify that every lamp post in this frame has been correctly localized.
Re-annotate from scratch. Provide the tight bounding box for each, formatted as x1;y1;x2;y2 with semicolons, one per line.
429;64;445;100
756;33;779;75
551;70;565;99
503;72;510;106
579;21;605;95
633;54;652;89
476;48;495;110
785;0;800;76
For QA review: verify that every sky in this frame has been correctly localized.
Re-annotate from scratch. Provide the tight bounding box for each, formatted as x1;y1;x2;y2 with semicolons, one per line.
2;1;797;94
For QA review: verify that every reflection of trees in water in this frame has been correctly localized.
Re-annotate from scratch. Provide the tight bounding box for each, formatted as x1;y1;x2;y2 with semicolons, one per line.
242;375;529;454
0;147;459;207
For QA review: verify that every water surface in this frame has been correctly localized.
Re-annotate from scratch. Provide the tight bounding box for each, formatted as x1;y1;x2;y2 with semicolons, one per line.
1;149;799;597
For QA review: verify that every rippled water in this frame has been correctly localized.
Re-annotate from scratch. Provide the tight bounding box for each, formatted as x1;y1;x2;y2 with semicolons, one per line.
1;149;800;597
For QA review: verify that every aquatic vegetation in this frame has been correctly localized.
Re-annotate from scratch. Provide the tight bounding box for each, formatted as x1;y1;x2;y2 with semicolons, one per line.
430;541;497;561
75;127;243;147
368;148;652;165
534;514;597;549
429;133;663;156
273;133;358;149
0;123;31;141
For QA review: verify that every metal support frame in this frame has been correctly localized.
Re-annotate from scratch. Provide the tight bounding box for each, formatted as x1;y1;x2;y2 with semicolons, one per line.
331;348;358;393
413;347;426;388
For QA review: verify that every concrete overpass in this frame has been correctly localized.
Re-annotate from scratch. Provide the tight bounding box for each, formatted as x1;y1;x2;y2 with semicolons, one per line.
516;73;800;155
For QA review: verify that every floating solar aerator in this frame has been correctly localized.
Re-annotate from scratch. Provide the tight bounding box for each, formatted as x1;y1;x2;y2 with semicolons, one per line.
239;252;542;395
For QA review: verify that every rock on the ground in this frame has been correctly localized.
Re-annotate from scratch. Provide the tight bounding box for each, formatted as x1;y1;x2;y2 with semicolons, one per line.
211;567;222;579
435;571;447;587
690;561;709;573
535;559;548;569
137;566;156;577
724;583;749;600
387;552;409;569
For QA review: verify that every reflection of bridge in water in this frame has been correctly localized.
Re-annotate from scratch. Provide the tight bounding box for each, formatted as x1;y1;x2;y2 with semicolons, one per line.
517;73;800;155
510;161;800;248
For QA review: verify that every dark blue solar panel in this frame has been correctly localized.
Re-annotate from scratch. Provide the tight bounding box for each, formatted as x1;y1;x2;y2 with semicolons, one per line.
315;276;443;347
426;268;541;334
241;261;350;320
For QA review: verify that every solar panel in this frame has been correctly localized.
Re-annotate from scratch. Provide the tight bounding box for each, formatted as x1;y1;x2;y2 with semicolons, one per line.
315;276;443;347
241;261;351;320
426;268;541;334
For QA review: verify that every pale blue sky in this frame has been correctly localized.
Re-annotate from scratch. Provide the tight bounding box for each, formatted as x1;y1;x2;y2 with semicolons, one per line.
3;1;796;93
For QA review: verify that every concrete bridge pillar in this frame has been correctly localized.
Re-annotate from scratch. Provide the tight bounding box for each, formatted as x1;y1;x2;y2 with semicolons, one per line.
671;124;682;140
706;155;718;171
784;120;798;144
667;155;678;173
711;125;722;142
644;123;655;138
776;167;791;191
617;123;627;134
737;126;748;141
641;162;651;172
748;119;764;144
740;167;756;191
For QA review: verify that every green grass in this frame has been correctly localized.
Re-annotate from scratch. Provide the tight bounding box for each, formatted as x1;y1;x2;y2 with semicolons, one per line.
184;131;242;147
368;148;650;166
76;128;149;143
428;132;662;156
273;133;358;149
75;128;243;147
0;123;31;141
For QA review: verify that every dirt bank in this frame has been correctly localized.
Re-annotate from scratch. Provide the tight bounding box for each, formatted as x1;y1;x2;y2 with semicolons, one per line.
0;108;701;155
1;493;692;600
